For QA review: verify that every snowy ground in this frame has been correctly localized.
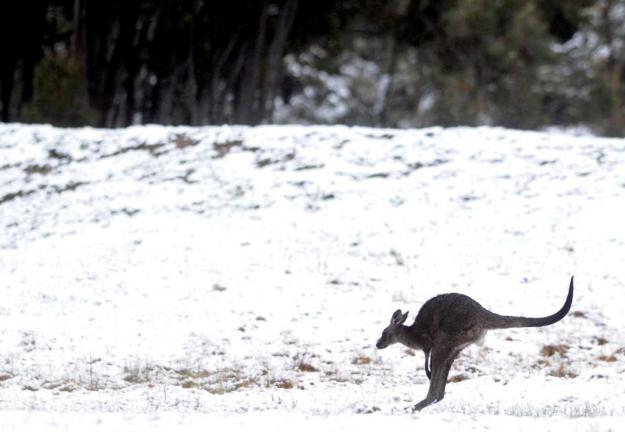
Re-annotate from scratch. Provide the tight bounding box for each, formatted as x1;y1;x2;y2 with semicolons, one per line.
1;123;624;430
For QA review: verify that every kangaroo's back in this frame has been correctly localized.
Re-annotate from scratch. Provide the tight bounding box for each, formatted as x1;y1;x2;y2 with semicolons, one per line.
412;293;494;336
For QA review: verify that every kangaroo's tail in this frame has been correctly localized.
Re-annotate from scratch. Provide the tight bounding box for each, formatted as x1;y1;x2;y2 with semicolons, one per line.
485;276;574;329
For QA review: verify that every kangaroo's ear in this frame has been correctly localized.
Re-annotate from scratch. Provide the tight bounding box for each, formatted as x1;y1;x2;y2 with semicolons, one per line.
391;309;403;324
400;310;409;324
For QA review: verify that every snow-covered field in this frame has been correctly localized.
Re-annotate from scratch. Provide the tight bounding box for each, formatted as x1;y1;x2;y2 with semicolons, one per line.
1;123;624;430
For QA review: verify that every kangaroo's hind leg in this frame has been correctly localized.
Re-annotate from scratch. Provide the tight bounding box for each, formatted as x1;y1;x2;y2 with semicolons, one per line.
413;328;485;411
424;349;431;380
413;343;459;411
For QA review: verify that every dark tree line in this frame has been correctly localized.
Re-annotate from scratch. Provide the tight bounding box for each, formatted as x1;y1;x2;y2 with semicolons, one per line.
0;0;311;126
84;0;302;126
1;0;624;134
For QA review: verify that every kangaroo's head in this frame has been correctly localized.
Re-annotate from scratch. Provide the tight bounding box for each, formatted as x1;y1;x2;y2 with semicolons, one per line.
376;309;409;349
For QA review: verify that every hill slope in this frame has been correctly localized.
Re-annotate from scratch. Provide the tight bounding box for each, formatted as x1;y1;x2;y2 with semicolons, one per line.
1;124;624;430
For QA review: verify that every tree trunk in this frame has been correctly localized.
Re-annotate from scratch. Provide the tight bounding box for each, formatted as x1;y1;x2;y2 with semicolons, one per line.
72;0;89;109
377;35;399;127
211;37;239;123
261;0;299;122
0;61;15;122
236;2;269;124
72;0;86;66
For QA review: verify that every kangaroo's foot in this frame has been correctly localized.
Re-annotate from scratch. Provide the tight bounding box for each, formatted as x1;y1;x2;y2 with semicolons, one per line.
412;396;439;412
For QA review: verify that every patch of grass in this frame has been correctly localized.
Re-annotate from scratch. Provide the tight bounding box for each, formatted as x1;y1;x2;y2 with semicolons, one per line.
256;151;295;168
533;358;551;368
123;363;155;384
352;355;372;365
24;164;52;175
58;383;77;392
541;344;568;358
297;362;319;372
390;249;405;266
549;363;578;379
545;402;613;417
594;337;609;346
42;380;64;390
123;373;149;384
235;378;256;390
212;283;227;292
177;367;261;394
448;373;470;383
0;190;36;205
213;140;243;159
597;354;617;362
325;374;349;383
293;352;320;373
181;380;200;389
173;134;198;149
175;368;211;379
323;368;365;384
457;401;622;418
271;378;295;389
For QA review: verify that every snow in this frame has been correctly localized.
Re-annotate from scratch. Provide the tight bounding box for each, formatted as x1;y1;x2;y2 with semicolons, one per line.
1;123;624;430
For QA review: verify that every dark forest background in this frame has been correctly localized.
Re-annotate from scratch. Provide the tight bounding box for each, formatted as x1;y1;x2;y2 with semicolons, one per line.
1;0;625;135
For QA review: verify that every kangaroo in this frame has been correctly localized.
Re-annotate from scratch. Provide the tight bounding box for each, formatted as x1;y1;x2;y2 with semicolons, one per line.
375;276;574;411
